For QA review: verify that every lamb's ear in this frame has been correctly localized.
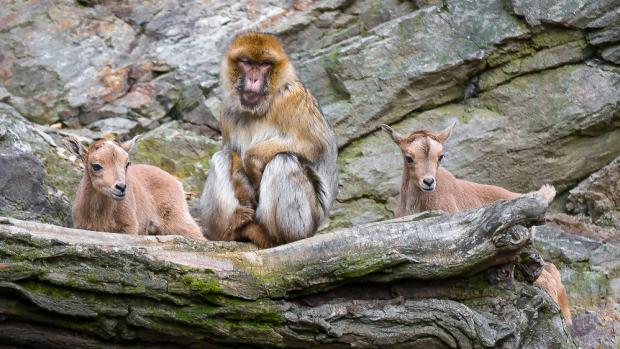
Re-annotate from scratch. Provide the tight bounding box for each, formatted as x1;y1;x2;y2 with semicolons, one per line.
121;135;142;153
63;136;87;161
436;122;456;144
381;124;404;144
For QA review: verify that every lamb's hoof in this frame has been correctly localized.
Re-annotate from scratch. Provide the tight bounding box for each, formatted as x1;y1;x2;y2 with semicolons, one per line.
537;184;556;204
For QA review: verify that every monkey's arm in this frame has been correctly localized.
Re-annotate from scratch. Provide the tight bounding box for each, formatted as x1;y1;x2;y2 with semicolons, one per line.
230;151;257;208
243;81;331;187
243;137;322;187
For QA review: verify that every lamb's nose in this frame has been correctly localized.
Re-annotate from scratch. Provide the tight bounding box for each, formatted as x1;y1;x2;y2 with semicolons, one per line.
115;183;127;193
422;177;435;186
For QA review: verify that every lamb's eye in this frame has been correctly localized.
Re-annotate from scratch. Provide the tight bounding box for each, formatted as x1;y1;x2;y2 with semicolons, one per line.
91;164;103;171
405;155;414;164
438;154;445;162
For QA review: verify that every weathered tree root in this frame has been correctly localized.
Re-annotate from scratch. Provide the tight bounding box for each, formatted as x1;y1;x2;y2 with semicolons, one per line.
0;197;575;348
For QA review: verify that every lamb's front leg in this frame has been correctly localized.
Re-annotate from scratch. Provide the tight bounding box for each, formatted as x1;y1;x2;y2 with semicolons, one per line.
117;215;140;235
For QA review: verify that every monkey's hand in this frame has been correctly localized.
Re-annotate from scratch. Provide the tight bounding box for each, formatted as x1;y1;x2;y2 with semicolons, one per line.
243;138;319;189
243;152;267;189
243;140;289;188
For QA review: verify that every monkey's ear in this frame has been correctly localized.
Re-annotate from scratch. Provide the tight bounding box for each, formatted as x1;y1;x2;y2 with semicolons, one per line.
63;136;87;161
121;135;142;153
436;122;456;144
381;124;404;144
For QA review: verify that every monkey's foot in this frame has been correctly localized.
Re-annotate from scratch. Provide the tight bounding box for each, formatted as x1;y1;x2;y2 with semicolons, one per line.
228;206;255;240
240;222;272;249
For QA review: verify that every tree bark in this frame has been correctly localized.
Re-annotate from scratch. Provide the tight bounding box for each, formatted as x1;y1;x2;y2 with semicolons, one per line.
0;196;575;348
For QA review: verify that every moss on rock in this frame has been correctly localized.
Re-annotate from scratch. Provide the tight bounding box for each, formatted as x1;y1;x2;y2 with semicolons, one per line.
132;121;219;197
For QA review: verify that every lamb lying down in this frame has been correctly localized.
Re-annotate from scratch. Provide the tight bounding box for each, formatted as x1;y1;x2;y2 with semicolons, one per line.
64;136;205;240
382;122;571;326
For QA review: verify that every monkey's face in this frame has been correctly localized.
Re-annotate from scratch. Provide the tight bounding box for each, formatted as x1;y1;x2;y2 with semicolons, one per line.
223;32;296;116
236;57;272;107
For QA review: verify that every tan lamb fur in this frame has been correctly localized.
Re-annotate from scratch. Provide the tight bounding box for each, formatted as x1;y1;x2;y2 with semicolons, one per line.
381;123;556;215
534;263;573;326
64;136;204;240
382;123;571;326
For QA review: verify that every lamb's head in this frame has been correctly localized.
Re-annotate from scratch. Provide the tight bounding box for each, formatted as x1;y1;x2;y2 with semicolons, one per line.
381;122;455;192
64;135;141;200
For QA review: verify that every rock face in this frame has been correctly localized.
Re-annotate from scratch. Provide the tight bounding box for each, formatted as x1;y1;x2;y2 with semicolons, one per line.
0;103;75;225
131;121;220;211
535;154;620;348
536;221;620;349
1;0;620;347
567;156;620;226
511;0;620;28
333;64;620;228
295;0;527;146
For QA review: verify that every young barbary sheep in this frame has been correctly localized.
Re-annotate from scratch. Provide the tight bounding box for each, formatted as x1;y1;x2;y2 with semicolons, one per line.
382;123;571;326
381;123;556;215
64;136;205;240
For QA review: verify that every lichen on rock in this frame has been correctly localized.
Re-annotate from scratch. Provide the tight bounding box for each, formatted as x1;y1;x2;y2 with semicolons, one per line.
131;121;220;203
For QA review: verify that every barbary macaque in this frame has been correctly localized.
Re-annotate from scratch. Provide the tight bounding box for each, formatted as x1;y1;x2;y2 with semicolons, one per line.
199;32;338;248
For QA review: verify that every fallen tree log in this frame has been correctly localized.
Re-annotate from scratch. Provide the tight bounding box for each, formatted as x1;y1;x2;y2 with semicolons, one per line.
0;196;575;348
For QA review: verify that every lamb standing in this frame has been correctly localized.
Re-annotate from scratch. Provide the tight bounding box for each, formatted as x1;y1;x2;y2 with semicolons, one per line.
63;136;205;240
382;122;571;326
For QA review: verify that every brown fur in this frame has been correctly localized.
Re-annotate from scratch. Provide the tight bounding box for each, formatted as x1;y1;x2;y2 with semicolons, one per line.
383;123;570;325
220;80;330;187
201;32;338;248
381;123;555;215
225;32;291;98
227;151;256;240
64;136;204;240
534;263;572;326
222;32;330;243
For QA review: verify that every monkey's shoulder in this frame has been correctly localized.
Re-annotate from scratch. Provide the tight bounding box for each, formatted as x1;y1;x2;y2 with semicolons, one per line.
278;80;319;104
270;80;326;120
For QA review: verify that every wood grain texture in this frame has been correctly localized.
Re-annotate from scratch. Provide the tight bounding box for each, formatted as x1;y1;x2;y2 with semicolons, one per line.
0;196;575;348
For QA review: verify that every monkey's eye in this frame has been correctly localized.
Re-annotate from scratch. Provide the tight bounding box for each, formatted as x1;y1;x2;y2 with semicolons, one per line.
238;57;250;64
405;155;414;164
438;154;445;162
92;164;103;172
260;61;272;67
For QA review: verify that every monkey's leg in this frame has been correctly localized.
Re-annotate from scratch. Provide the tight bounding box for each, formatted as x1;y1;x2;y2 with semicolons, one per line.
255;153;323;245
199;150;255;241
